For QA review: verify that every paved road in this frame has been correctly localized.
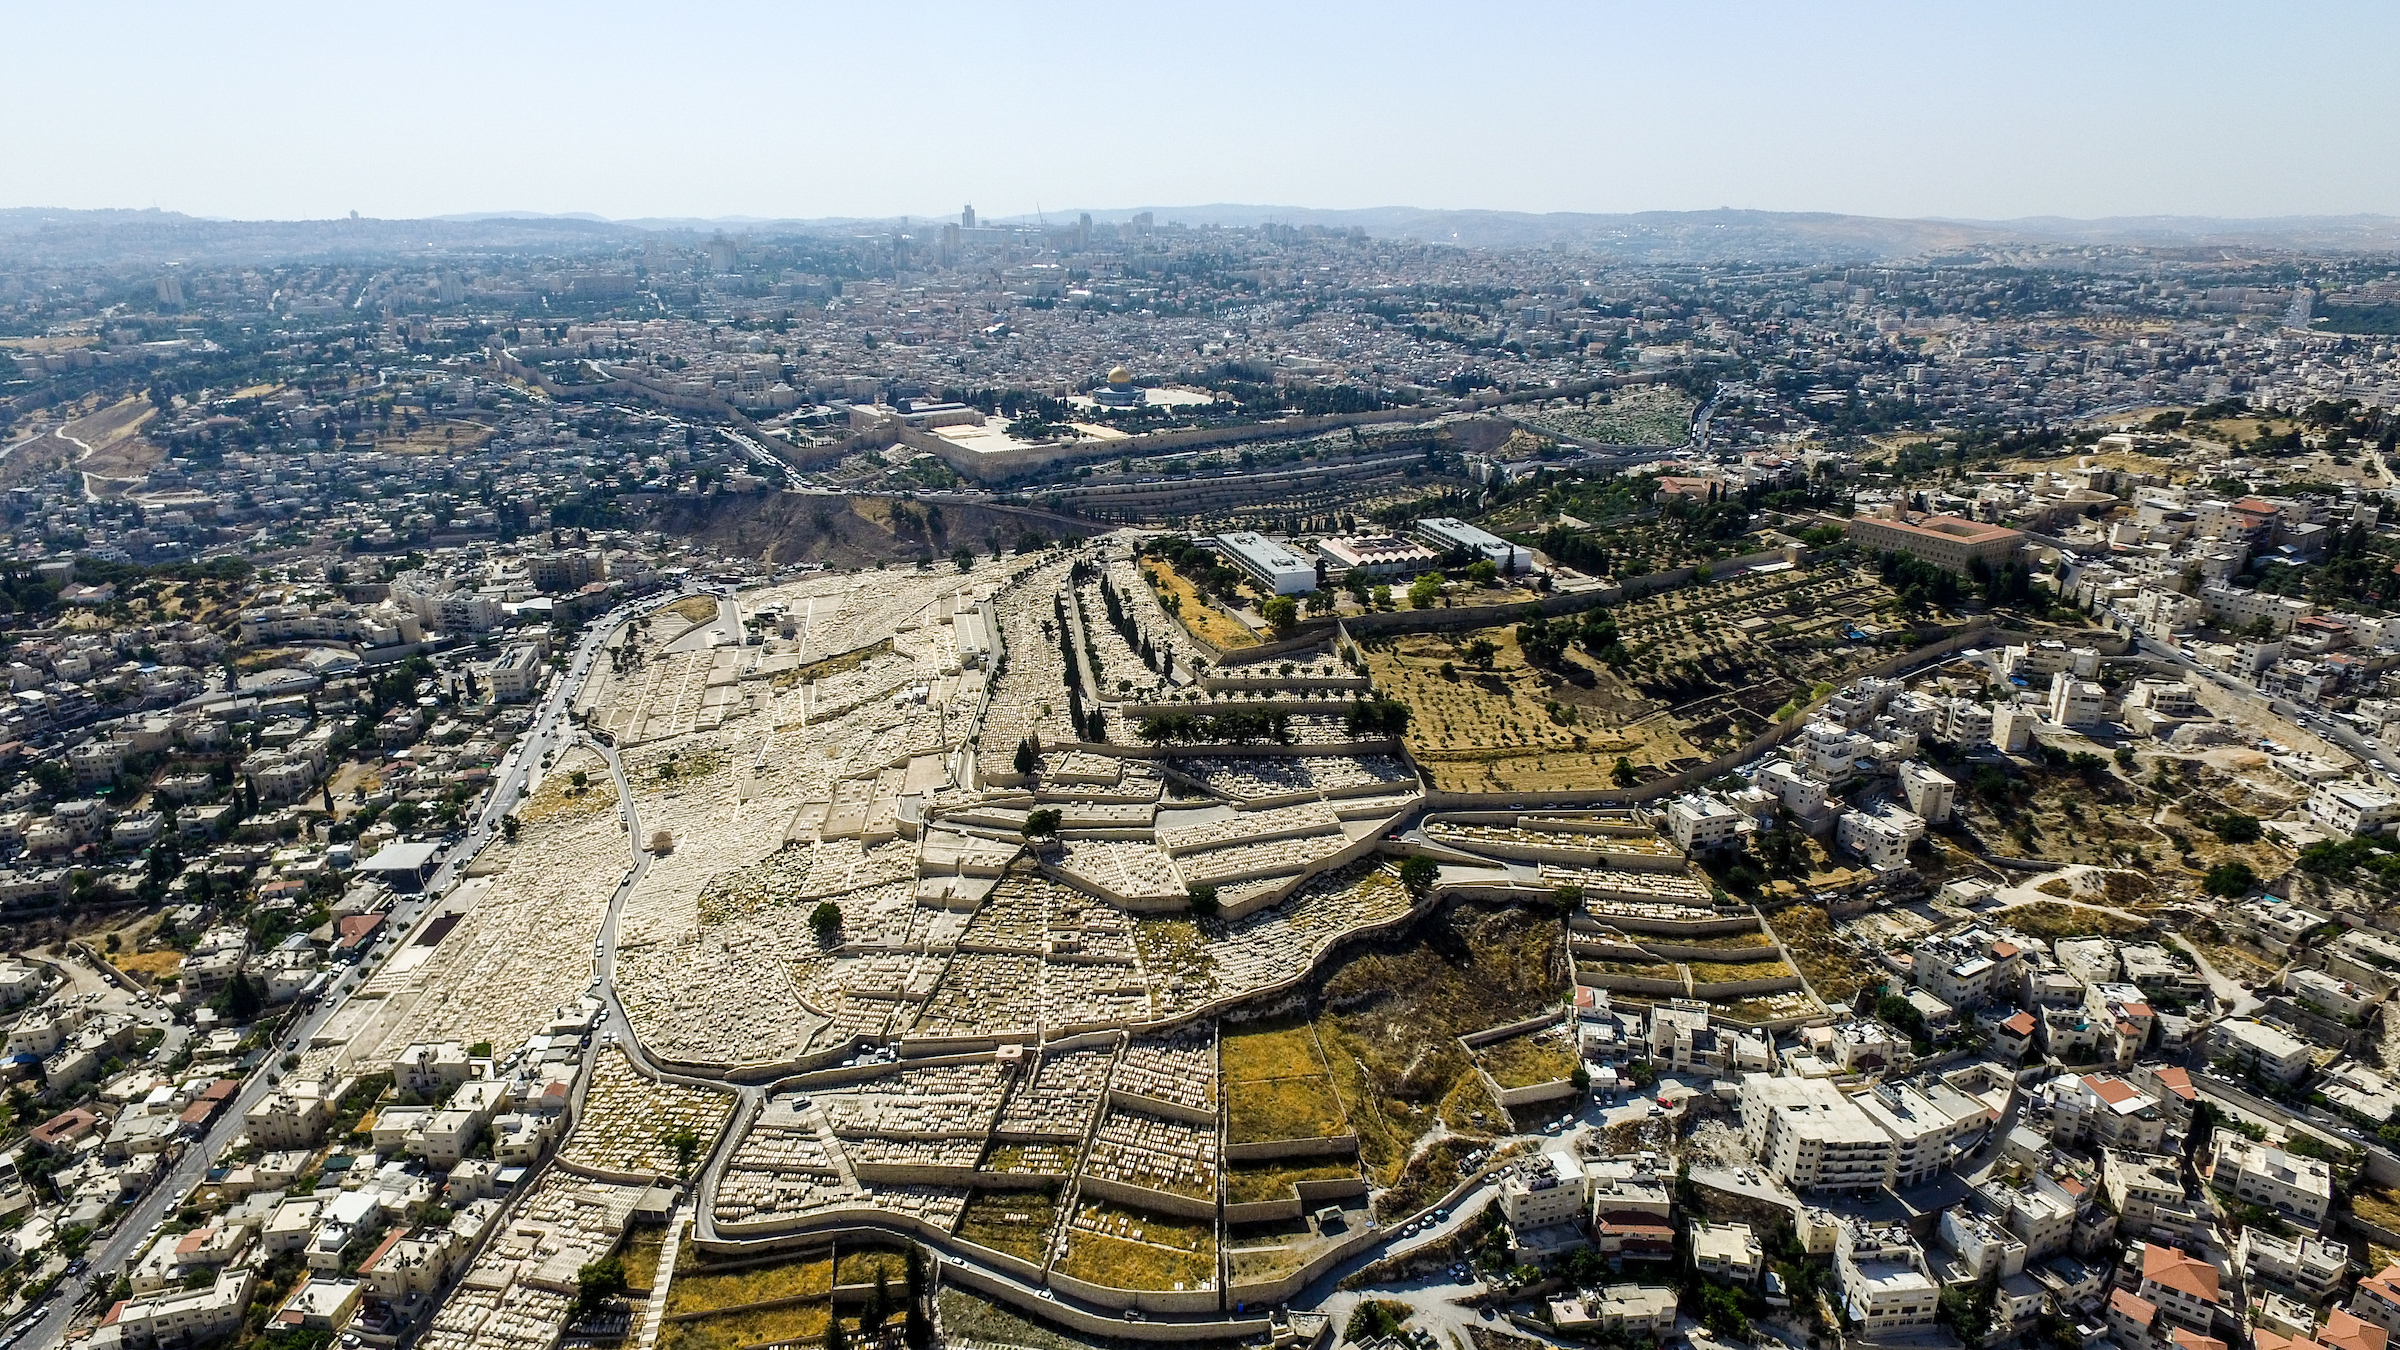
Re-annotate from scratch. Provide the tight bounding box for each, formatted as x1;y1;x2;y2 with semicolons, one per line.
15;594;689;1350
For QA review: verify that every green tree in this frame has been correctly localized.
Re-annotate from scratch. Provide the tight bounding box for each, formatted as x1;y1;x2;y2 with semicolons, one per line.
1023;808;1062;840
1466;559;1499;587
810;902;842;942
575;1256;628;1317
2212;813;2261;845
1263;594;1299;635
1464;638;1498;669
1611;757;1638;788
1407;574;1442;609
1398;856;1438;893
951;547;976;573
665;1127;701;1178
1012;737;1037;777
500;815;520;841
904;1246;931;1350
864;1270;891;1331
2202;860;2258;896
213;972;262;1022
1187;883;1220;918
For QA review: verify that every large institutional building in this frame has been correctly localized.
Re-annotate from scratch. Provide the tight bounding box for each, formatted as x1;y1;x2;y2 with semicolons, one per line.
1845;507;2026;574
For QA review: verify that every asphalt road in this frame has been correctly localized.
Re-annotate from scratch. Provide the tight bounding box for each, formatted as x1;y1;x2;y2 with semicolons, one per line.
14;595;685;1350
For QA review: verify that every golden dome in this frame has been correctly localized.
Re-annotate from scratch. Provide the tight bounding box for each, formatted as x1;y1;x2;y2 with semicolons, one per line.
1106;366;1133;386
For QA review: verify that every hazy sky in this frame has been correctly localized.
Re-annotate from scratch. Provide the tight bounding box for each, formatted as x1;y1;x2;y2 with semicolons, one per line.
7;1;2394;223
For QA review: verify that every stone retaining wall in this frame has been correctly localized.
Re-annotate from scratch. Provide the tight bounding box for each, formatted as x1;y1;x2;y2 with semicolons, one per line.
1221;1135;1360;1164
1075;1174;1220;1222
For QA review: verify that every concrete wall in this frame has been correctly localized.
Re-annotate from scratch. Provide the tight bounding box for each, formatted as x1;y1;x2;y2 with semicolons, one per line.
1108;1087;1218;1129
1044;1267;1223;1317
1222;1175;1369;1226
1460;1011;1565;1050
1076;1174;1219;1222
1687;971;1805;1001
1222;1135;1361;1164
1223;1219;1385;1310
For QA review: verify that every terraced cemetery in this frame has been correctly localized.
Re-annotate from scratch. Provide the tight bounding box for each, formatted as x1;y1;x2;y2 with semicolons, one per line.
1363;561;1911;791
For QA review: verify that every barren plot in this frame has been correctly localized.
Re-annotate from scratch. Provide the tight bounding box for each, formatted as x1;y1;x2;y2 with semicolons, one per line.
1310;904;1566;1187
1060;1199;1218;1291
1135;861;1415;1018
1518;385;1697;446
1224;1158;1361;1206
956;1187;1064;1264
1478;1027;1578;1089
519;745;618;823
1761;903;1878;1003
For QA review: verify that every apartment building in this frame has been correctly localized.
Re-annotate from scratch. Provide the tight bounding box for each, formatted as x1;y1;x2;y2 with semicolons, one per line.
2308;782;2400;837
1692;1221;1765;1284
1837;800;1925;870
1915;930;2025;1014
1835;1220;1941;1335
2351;1262;2400;1338
1897;761;1957;823
2103;1150;2209;1239
2239;1228;2349;1302
1739;1074;1894;1193
2050;1074;2168;1152
2205;1134;2333;1228
2208;1019;2315;1084
1500;1150;1591;1233
2134;1240;2228;1335
1666;795;1742;852
1851;1078;1993;1188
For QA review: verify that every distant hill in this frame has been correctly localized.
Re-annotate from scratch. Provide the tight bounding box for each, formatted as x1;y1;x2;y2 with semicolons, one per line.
0;207;640;266
4;203;2396;269
998;204;2400;260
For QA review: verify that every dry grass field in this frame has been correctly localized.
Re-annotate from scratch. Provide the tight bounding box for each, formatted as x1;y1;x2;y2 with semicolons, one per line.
1144;560;1259;653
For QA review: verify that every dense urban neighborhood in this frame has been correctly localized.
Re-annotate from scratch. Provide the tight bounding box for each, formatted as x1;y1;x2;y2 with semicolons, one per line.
1;203;2399;1350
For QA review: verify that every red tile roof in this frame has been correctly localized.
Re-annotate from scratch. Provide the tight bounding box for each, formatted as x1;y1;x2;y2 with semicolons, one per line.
2322;1310;2389;1350
2142;1244;2223;1303
2111;1288;2159;1323
357;1230;406;1273
29;1107;99;1148
2091;1077;2143;1106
